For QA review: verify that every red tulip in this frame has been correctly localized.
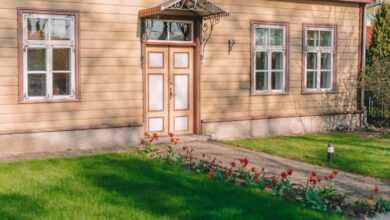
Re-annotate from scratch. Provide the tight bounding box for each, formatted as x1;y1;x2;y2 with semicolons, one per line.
287;168;293;176
281;172;288;179
239;158;249;168
373;186;379;194
209;170;216;179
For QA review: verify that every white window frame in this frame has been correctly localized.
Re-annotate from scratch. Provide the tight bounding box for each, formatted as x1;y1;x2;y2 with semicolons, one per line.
145;19;194;43
22;13;76;101
304;27;335;92
252;24;287;94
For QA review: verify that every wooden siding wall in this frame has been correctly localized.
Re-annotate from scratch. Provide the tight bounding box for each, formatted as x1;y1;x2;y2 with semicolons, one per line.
201;0;362;122
0;0;161;134
0;0;362;134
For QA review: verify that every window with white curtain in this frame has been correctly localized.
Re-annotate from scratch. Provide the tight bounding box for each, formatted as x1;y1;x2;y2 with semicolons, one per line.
252;23;287;94
22;12;77;101
304;27;335;92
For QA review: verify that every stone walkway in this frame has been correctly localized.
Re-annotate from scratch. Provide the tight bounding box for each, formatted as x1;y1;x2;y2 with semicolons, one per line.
168;141;390;201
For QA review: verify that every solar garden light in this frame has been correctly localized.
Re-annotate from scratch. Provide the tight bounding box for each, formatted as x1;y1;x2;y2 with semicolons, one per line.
327;143;335;162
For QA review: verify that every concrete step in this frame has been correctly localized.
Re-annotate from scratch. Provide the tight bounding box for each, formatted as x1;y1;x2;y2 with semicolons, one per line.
154;135;210;144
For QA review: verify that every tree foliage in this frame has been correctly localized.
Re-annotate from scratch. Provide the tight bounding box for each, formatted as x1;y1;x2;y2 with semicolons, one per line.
367;3;390;64
363;3;390;107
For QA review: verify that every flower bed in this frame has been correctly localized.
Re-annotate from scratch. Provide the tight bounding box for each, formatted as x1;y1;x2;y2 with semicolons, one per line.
141;132;390;219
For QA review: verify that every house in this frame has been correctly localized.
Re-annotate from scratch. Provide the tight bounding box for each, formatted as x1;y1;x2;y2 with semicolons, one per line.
0;0;373;155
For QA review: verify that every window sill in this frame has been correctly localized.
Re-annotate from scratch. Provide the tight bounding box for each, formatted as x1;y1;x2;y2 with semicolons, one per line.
301;89;337;95
251;91;288;96
19;97;80;104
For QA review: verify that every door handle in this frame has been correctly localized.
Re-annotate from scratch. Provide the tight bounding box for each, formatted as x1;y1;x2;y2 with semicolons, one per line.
169;85;174;99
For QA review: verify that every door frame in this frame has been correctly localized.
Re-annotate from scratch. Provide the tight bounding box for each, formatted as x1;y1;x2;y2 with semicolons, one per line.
141;16;202;135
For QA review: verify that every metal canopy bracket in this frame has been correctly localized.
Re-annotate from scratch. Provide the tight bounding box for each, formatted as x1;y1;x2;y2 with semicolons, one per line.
139;0;229;60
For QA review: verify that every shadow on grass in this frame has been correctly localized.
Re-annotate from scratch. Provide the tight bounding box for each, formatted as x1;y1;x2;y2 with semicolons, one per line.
78;154;344;220
0;194;45;220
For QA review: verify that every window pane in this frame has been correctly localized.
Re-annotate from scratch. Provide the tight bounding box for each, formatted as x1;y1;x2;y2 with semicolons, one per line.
256;52;267;70
51;18;72;40
169;22;192;41
28;48;46;71
272;52;283;70
270;28;283;46
307;30;318;47
256;28;267;46
321;53;332;70
307;52;317;70
28;74;46;97
306;71;317;89
53;73;71;95
320;71;331;89
256;72;268;90
271;72;283;90
53;48;71;71
320;31;332;47
27;18;48;40
146;20;168;41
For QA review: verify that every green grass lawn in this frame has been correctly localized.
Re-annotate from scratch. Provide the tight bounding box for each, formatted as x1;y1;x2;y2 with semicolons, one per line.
0;153;346;220
226;132;390;180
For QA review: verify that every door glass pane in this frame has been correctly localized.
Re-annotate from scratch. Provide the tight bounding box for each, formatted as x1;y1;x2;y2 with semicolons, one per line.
320;31;332;47
28;74;46;96
272;52;283;70
149;118;164;132
175;75;188;110
256;72;268;91
256;52;267;70
175;116;188;132
51;18;72;40
320;71;331;89
270;28;283;46
53;48;71;71
306;53;317;70
321;53;332;70
271;72;283;90
174;53;189;68
148;52;164;68
306;71;317;89
169;22;192;41
27;18;48;40
53;73;71;96
307;30;318;47
149;75;164;111
146;20;168;41
256;28;267;46
28;48;46;71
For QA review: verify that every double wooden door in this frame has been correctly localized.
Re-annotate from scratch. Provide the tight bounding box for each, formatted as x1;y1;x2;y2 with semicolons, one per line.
145;46;194;135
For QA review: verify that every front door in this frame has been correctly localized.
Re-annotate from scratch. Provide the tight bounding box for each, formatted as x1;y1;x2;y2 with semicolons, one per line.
145;46;194;135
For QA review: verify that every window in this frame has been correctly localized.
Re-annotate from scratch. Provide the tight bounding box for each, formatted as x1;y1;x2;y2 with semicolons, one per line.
145;19;193;42
304;26;335;92
20;11;78;101
252;23;287;94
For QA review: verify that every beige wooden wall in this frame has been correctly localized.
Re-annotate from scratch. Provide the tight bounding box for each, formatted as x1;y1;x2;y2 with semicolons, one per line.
201;0;362;122
0;0;362;134
0;0;162;134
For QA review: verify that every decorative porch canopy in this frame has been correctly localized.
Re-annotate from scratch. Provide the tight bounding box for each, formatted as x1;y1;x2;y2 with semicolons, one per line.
138;0;229;20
